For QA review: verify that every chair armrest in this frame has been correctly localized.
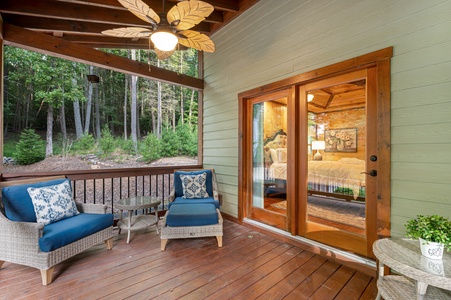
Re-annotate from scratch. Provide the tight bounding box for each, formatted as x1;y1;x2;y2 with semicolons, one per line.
168;190;175;203
76;203;108;214
0;212;43;253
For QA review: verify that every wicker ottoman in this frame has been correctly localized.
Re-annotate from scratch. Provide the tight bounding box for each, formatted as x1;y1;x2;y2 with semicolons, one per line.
160;203;223;251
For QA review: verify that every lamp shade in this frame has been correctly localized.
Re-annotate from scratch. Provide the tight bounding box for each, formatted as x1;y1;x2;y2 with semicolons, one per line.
311;141;325;150
151;30;178;51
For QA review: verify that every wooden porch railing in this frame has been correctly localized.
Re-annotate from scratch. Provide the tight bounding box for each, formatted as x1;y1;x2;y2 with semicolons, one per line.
1;165;202;217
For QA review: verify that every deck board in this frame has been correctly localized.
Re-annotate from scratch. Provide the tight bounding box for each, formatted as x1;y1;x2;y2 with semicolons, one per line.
0;219;377;299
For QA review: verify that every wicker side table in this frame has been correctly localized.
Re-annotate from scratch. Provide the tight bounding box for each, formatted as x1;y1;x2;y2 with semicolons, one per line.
115;196;161;243
373;238;451;300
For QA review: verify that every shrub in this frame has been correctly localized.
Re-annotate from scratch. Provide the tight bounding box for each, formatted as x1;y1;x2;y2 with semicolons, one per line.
14;129;45;165
160;128;179;157
71;134;96;154
140;133;161;163
120;139;137;155
99;126;115;157
176;122;198;156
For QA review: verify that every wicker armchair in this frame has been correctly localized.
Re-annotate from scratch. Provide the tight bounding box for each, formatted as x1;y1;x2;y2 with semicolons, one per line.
0;176;114;285
167;169;221;206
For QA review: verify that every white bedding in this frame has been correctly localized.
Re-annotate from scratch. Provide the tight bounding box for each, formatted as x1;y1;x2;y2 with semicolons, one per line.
266;157;366;199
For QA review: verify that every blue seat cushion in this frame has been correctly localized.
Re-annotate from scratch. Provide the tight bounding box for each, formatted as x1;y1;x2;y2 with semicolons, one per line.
2;178;68;222
39;213;113;252
174;170;213;198
169;196;220;209
166;203;218;227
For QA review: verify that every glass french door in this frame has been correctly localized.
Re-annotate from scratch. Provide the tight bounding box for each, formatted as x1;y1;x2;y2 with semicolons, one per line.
298;69;377;257
247;90;291;230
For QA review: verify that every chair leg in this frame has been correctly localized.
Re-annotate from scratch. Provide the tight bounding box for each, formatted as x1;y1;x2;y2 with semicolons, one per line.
0;261;4;268
40;267;54;285
216;236;223;247
105;238;113;250
161;239;168;251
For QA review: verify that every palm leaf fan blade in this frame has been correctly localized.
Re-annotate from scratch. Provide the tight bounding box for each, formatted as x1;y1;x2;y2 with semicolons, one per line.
119;0;160;24
101;27;152;38
155;49;176;60
167;0;214;30
178;30;215;52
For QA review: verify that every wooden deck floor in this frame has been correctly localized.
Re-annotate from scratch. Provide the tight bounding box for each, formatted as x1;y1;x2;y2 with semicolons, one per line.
0;220;378;299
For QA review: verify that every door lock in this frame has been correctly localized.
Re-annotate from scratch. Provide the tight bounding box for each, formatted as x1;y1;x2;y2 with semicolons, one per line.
361;170;377;177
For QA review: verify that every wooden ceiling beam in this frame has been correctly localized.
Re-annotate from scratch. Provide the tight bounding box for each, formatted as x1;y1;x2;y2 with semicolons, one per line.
210;0;259;33
2;14;211;36
3;23;203;90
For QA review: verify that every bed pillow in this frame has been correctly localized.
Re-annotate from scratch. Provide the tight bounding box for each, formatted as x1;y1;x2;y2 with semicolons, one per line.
270;149;278;163
277;148;287;163
27;180;79;225
180;172;210;199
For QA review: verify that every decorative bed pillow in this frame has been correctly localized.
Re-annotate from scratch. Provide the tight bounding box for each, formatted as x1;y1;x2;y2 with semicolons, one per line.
27;180;79;225
270;149;278;163
180;172;210;199
276;148;287;163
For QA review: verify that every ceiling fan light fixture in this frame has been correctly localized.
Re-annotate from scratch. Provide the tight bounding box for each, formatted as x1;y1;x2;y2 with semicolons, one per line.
150;29;178;52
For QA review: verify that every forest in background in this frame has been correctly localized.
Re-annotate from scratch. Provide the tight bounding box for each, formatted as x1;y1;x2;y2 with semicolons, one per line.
3;46;200;166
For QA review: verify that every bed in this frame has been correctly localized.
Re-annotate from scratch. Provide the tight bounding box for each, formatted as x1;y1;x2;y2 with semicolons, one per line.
264;132;365;200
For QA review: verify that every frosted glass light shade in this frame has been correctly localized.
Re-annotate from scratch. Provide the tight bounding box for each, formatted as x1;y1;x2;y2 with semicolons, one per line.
151;31;178;51
311;141;325;150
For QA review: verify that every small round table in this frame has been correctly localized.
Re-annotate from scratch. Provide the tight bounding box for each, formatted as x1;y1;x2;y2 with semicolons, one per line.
115;196;161;243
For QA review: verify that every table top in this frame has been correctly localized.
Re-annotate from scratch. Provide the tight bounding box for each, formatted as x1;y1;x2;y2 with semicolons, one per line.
373;238;451;290
115;196;161;210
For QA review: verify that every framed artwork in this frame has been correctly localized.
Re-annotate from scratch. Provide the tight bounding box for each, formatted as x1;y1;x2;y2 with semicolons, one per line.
324;128;357;152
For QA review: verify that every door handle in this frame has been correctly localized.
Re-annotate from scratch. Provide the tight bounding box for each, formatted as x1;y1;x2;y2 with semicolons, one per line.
361;170;377;177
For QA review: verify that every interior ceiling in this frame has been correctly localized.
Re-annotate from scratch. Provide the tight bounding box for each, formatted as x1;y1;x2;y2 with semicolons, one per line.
0;0;258;50
308;80;366;113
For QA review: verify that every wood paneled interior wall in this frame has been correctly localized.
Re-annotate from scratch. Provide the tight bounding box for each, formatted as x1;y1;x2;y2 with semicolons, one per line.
203;0;451;236
315;108;366;161
264;101;287;140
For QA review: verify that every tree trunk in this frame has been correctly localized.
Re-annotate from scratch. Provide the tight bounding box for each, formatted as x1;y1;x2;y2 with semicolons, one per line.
130;50;138;152
94;83;101;138
84;65;94;135
60;101;67;141
73;79;83;139
124;74;128;140
157;60;162;139
188;89;195;126
46;105;53;157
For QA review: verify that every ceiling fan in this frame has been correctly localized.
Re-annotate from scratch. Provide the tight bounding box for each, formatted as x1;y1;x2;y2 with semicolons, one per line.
102;0;216;60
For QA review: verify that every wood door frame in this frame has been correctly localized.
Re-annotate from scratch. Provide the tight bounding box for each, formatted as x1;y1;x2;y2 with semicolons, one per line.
238;48;392;255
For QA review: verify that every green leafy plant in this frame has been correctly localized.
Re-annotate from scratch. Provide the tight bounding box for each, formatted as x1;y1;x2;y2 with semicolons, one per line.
14;129;45;165
99;126;116;157
140;133;161;163
405;215;451;252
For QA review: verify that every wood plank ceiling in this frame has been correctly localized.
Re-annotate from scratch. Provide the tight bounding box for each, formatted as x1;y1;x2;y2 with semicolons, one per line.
0;0;259;88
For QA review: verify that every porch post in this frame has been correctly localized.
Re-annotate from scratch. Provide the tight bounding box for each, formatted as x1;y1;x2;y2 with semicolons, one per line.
0;15;4;175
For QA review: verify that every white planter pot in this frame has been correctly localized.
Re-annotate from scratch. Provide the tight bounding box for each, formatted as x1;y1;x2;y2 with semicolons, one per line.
419;238;444;260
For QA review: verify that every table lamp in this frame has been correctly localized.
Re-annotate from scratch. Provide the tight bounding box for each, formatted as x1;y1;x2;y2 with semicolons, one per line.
312;141;325;161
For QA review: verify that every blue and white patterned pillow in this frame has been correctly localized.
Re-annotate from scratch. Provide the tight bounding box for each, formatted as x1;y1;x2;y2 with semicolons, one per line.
180;172;210;199
27;180;79;225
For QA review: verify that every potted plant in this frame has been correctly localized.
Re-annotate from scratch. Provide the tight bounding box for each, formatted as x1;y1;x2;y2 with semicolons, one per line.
405;214;451;260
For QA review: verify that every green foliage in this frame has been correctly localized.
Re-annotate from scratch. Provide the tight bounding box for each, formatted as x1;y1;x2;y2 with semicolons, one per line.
333;187;366;198
14;129;45;165
99;126;115;157
120;139;137;155
71;134;96;154
159;128;179;157
140;134;161;163
405;215;451;251
176;122;198;156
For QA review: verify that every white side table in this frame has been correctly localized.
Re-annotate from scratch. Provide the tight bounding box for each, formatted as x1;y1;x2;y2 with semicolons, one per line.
373;238;451;300
115;196;161;243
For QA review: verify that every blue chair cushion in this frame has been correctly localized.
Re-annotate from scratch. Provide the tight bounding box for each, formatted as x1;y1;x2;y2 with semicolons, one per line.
2;178;68;222
174;170;213;198
39;213;113;252
169;196;220;209
166;203;218;227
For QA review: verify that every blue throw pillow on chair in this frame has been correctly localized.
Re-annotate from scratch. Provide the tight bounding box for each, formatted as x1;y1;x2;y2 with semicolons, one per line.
174;170;213;198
